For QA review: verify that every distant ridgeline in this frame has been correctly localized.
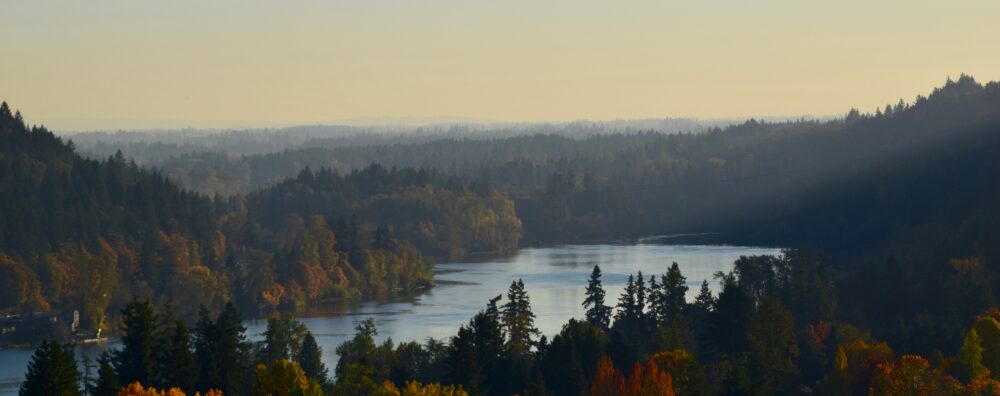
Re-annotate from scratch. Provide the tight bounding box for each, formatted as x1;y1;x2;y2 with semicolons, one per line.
0;102;522;343
148;75;1000;261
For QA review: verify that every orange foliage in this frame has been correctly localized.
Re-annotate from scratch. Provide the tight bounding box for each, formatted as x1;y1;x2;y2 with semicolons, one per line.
625;359;675;396
869;355;962;395
590;357;624;396
0;252;48;311
590;356;675;396
118;381;222;396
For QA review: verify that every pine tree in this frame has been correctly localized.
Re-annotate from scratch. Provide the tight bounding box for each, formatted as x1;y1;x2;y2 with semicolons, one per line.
92;351;120;396
635;270;647;319
298;332;329;385
114;298;158;387
614;274;639;323
263;316;306;364
655;263;688;322
502;279;539;358
194;302;250;395
692;280;715;313
194;305;219;393
20;340;81;396
155;319;197;392
583;265;612;329
214;301;250;396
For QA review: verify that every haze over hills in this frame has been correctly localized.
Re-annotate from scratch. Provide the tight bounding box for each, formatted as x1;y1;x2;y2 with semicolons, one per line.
6;75;1000;395
65;117;780;164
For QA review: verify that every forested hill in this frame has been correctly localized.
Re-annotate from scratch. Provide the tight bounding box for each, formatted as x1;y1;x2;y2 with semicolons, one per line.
146;76;1000;260
0;102;521;343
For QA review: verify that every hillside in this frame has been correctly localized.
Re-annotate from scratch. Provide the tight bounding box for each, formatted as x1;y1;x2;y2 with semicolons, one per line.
0;103;521;344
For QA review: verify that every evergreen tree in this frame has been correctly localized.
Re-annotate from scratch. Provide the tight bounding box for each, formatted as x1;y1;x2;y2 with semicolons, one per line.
614;274;639;323
262;316;307;364
335;318;378;377
692;280;715;314
20;340;81;396
298;332;329;385
114;298;158;387
213;301;251;396
501;279;539;358
635;270;647;319
583;265;612;329
91;351;119;396
194;305;219;393
655;263;688;323
706;281;753;359
155;319;197;392
194;302;250;395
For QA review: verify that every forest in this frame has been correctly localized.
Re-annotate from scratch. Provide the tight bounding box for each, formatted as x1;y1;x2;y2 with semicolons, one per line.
21;250;1000;395
9;75;1000;395
135;76;1000;260
0;102;521;343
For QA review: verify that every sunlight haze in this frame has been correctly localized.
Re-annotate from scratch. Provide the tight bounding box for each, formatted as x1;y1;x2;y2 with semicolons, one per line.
2;0;998;130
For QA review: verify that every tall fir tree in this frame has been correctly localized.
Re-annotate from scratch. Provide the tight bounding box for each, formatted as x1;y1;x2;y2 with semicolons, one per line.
635;270;647;319
654;263;689;323
214;301;250;396
502;279;539;358
155;319;198;392
298;331;329;385
614;274;639;323
194;305;219;393
20;340;81;396
583;265;612;329
114;298;158;387
194;302;250;395
91;351;120;396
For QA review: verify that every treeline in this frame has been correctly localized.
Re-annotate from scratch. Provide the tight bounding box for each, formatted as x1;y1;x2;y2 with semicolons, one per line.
0;103;521;342
245;165;521;258
24;249;1000;395
325;248;1000;395
144;76;1000;260
21;299;466;396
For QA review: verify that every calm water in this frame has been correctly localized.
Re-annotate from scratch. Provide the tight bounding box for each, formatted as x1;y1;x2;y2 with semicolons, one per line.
0;243;779;394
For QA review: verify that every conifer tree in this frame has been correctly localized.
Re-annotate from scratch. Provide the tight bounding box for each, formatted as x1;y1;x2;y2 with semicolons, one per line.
298;332;329;385
155;319;197;392
263;316;306;364
114;298;158;387
194;305;219;393
214;301;251;396
583;265;612;329
692;280;715;313
20;340;81;396
502;279;539;358
91;351;120;396
656;263;688;322
614;274;639;323
635;270;647;319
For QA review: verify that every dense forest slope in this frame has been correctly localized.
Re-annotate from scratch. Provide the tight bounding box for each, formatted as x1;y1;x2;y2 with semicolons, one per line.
0;103;521;343
147;76;1000;260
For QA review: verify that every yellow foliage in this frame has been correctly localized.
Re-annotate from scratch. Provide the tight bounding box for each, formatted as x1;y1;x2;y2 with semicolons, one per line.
118;382;220;396
253;359;322;396
377;380;469;396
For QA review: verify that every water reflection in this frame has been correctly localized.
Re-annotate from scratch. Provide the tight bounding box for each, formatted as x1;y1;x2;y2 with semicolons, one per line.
0;243;779;394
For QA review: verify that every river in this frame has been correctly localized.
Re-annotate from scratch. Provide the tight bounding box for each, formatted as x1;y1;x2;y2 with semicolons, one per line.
0;242;780;394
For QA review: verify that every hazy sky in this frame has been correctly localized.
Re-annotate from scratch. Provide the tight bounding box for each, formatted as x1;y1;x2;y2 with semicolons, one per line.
2;1;998;131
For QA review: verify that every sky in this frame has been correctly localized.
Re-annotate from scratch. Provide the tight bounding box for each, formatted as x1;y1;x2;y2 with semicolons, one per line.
1;0;999;131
